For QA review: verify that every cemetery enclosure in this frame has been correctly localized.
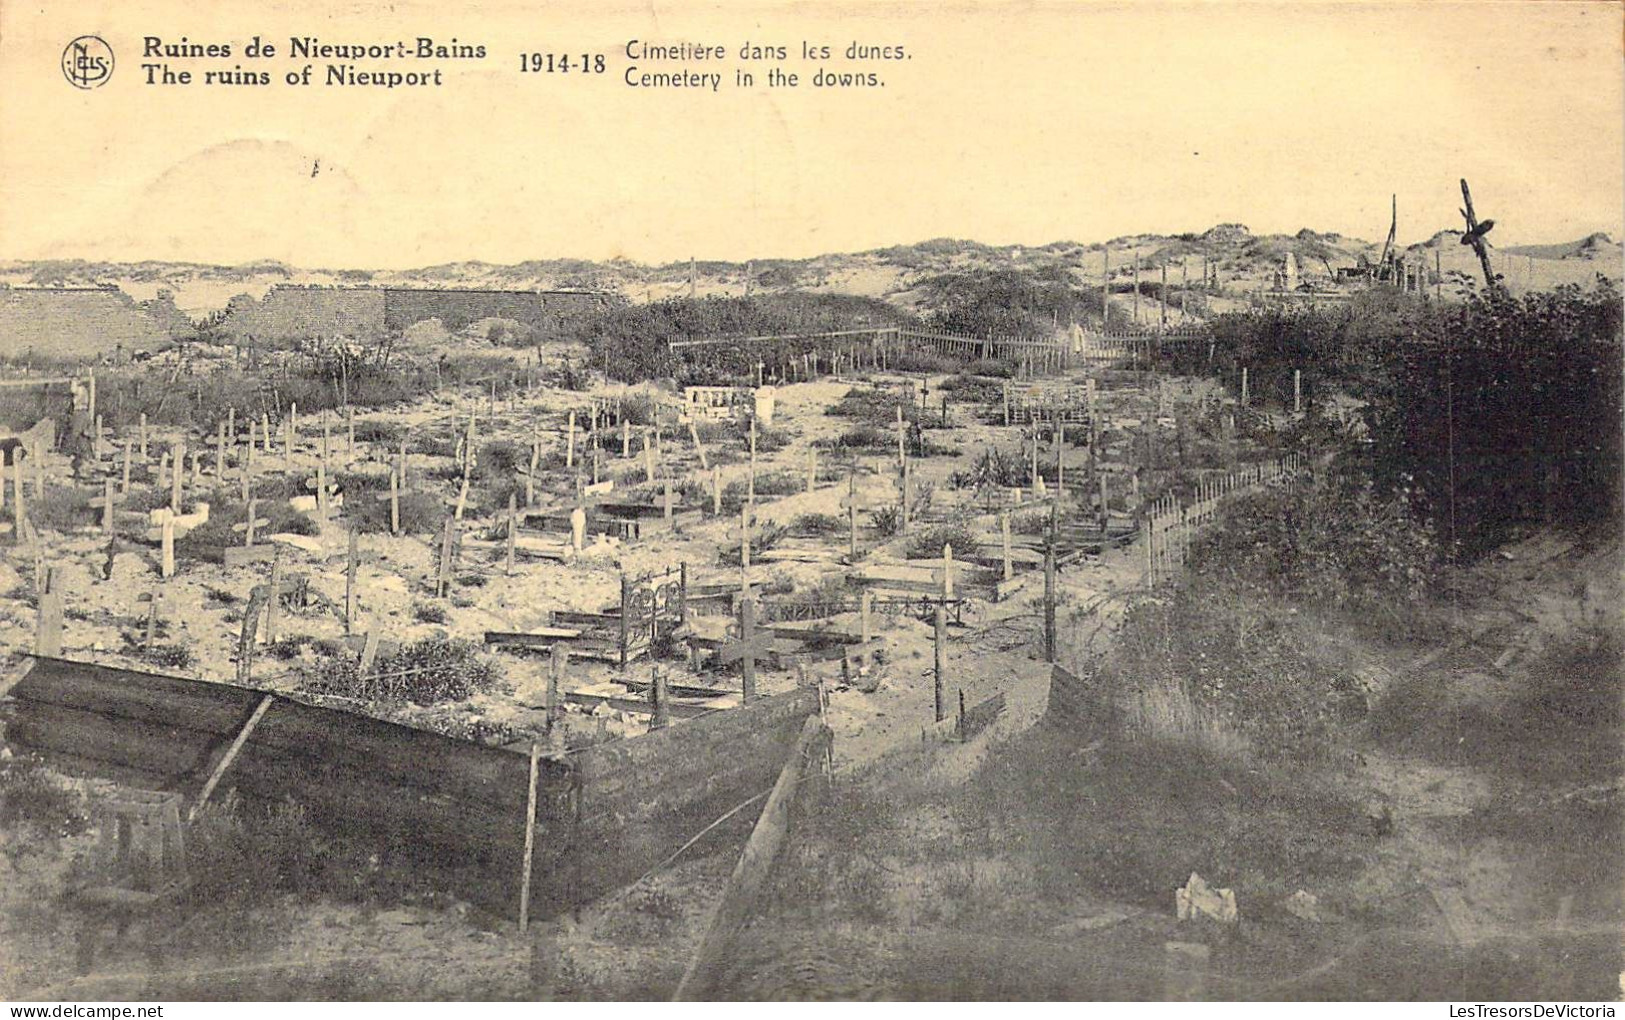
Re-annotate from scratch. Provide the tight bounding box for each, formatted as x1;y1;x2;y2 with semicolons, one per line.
1;655;822;921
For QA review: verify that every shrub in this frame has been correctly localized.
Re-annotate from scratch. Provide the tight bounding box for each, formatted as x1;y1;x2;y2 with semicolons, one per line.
352;489;442;536
28;485;93;534
950;447;1029;490
1188;474;1437;615
719;469;802;513
791;512;845;536
904;522;979;561
827;385;917;425
937;373;1007;402
719;521;786;566
412;601;447;624
142;643;194;671
0;756;86;835
303;636;501;706
823;424;891;450
869;504;902;537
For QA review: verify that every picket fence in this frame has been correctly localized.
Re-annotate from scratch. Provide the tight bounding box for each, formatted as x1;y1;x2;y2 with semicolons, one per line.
1141;452;1308;586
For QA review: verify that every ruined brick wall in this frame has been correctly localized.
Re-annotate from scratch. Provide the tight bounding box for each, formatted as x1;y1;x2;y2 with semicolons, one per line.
0;286;168;360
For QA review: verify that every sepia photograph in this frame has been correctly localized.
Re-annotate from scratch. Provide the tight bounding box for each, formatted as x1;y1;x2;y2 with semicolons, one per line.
0;0;1621;1004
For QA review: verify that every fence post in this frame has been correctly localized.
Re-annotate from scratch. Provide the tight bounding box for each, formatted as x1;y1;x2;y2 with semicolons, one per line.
518;742;541;932
1044;521;1057;663
933;604;947;724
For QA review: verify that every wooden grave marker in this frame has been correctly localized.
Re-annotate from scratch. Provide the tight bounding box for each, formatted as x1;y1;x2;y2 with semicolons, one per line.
716;597;771;703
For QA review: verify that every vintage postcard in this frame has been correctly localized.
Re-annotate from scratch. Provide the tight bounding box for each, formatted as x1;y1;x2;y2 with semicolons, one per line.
0;0;1621;1005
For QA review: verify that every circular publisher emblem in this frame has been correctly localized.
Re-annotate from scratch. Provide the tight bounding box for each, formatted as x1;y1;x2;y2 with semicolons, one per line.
62;35;114;89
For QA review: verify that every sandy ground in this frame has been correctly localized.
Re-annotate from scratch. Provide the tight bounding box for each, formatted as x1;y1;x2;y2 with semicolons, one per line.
0;360;1283;998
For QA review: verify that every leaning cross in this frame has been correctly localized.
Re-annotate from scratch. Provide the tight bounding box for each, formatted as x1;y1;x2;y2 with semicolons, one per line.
715;597;771;703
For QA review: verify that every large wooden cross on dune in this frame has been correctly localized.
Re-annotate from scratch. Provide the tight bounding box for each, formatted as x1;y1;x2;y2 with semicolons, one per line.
1459;178;1504;298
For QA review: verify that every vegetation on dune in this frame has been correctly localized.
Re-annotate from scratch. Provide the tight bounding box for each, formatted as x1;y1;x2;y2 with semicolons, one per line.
576;293;914;382
914;265;1105;337
1168;281;1622;556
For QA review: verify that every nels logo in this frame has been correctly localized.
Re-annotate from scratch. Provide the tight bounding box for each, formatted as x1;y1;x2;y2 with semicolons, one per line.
62;35;114;89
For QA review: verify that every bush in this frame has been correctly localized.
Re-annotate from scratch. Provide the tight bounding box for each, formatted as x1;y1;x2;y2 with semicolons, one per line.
28;485;93;534
0;756;86;835
869;504;902;537
412;601;447;624
904;522;979;561
949;447;1028;490
352;489;443;536
826;386;917;425
1188;474;1437;615
302;636;501;706
142;643;194;671
719;469;802;513
579;293;913;383
823;424;891;450
790;512;845;536
1097;476;1439;759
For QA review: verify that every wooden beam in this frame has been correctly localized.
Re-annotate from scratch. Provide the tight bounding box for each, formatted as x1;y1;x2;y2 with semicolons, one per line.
673;715;830;1000
188;694;275;822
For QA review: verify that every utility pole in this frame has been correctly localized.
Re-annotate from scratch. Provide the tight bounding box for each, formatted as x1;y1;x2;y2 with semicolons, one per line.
1101;248;1110;329
1133;249;1141;324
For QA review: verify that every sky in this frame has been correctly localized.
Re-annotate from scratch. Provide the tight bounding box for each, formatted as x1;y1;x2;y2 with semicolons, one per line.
1;0;1621;268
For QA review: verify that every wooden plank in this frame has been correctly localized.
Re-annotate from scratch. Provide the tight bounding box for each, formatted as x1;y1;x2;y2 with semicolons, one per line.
674;715;830;1000
0;657;37;699
518;742;540;932
483;627;584;646
12;657;532;809
564;691;713;719
189;694;275;821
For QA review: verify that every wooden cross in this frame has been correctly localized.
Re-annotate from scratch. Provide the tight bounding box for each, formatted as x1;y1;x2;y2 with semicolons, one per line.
716;597;771;702
841;462;860;562
1458;178;1502;295
35;566;63;657
209;421;228;477
900;456;912;533
345;527;360;632
143;583;165;650
746;418;756;504
89;477;124;536
304;465;337;523
373;471;401;534
505;493;518;576
436;516;458;598
648;666;671;730
525;441;540;506
231;497;272;550
896;405;906;467
1000;511;1013;581
11;454;28;546
688;418;709;471
154;508;176;578
565;410;576;469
